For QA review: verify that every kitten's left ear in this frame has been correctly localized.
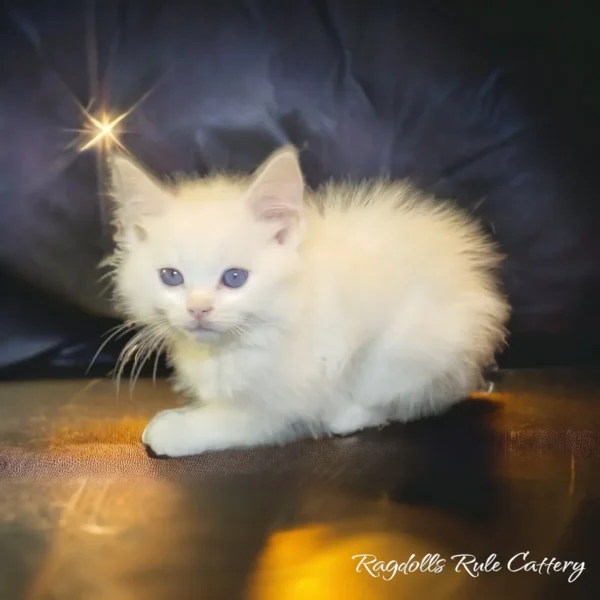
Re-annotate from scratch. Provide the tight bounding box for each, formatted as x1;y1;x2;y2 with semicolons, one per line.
247;146;304;244
110;154;170;234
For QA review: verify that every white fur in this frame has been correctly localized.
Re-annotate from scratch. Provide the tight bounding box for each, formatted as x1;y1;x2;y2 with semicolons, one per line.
105;147;510;457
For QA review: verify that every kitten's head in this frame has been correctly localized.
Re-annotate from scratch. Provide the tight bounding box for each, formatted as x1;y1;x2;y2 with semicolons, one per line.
108;146;305;343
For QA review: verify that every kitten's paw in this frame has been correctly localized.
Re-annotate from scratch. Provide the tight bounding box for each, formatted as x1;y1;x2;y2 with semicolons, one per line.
142;405;294;457
142;408;202;458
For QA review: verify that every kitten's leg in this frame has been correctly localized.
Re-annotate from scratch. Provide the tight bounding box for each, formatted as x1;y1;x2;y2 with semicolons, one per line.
169;377;196;406
142;404;297;457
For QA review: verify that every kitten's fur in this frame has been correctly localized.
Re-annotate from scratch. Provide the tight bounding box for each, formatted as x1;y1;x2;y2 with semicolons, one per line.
106;146;509;457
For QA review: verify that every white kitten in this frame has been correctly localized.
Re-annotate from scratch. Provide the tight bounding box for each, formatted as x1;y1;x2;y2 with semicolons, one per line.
105;146;509;457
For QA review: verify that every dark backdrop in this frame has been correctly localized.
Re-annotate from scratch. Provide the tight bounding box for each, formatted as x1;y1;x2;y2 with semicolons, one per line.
0;0;599;378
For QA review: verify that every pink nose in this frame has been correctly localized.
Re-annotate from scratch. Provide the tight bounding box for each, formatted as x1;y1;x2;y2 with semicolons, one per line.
186;293;214;320
187;304;213;319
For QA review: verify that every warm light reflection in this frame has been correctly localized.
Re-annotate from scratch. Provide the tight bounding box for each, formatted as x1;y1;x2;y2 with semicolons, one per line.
248;524;457;599
24;477;186;600
58;77;165;162
79;110;129;152
470;390;510;402
49;416;147;451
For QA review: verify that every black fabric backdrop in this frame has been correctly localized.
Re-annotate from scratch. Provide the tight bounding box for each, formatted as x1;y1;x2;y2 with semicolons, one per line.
1;0;599;373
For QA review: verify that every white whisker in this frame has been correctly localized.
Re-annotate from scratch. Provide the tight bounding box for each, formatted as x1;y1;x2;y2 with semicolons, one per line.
152;340;168;386
107;317;172;403
86;322;135;375
128;325;170;398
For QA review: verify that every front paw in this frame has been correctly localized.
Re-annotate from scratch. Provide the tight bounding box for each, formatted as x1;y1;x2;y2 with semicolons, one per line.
142;404;293;457
142;408;200;458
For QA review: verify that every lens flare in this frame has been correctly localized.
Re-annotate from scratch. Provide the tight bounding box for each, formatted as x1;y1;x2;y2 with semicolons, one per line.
79;110;129;152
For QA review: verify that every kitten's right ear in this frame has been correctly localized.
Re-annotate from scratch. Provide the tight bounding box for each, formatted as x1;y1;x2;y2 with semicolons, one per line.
246;146;305;245
110;154;170;240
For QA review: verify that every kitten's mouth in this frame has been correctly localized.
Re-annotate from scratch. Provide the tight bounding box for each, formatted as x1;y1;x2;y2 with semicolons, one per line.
182;322;223;341
184;322;218;333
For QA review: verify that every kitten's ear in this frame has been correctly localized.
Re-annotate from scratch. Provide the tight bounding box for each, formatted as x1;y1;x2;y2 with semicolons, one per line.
247;146;304;244
110;154;170;239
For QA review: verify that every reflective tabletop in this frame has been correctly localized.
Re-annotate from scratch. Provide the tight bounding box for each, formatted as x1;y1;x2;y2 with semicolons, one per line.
0;369;599;599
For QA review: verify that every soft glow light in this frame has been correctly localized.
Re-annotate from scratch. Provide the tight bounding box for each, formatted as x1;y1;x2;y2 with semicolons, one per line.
74;77;164;156
79;110;129;152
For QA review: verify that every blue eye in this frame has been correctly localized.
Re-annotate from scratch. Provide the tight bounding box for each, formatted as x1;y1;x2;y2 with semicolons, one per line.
159;268;184;286
221;268;249;288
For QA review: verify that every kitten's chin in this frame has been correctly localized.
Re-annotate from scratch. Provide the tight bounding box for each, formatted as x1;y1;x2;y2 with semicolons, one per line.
183;327;222;344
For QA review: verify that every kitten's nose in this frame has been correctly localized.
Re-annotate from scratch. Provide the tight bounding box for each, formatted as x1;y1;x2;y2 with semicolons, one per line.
188;306;212;319
186;295;213;319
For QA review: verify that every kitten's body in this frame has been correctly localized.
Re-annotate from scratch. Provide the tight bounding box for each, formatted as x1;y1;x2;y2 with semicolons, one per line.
108;147;509;457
